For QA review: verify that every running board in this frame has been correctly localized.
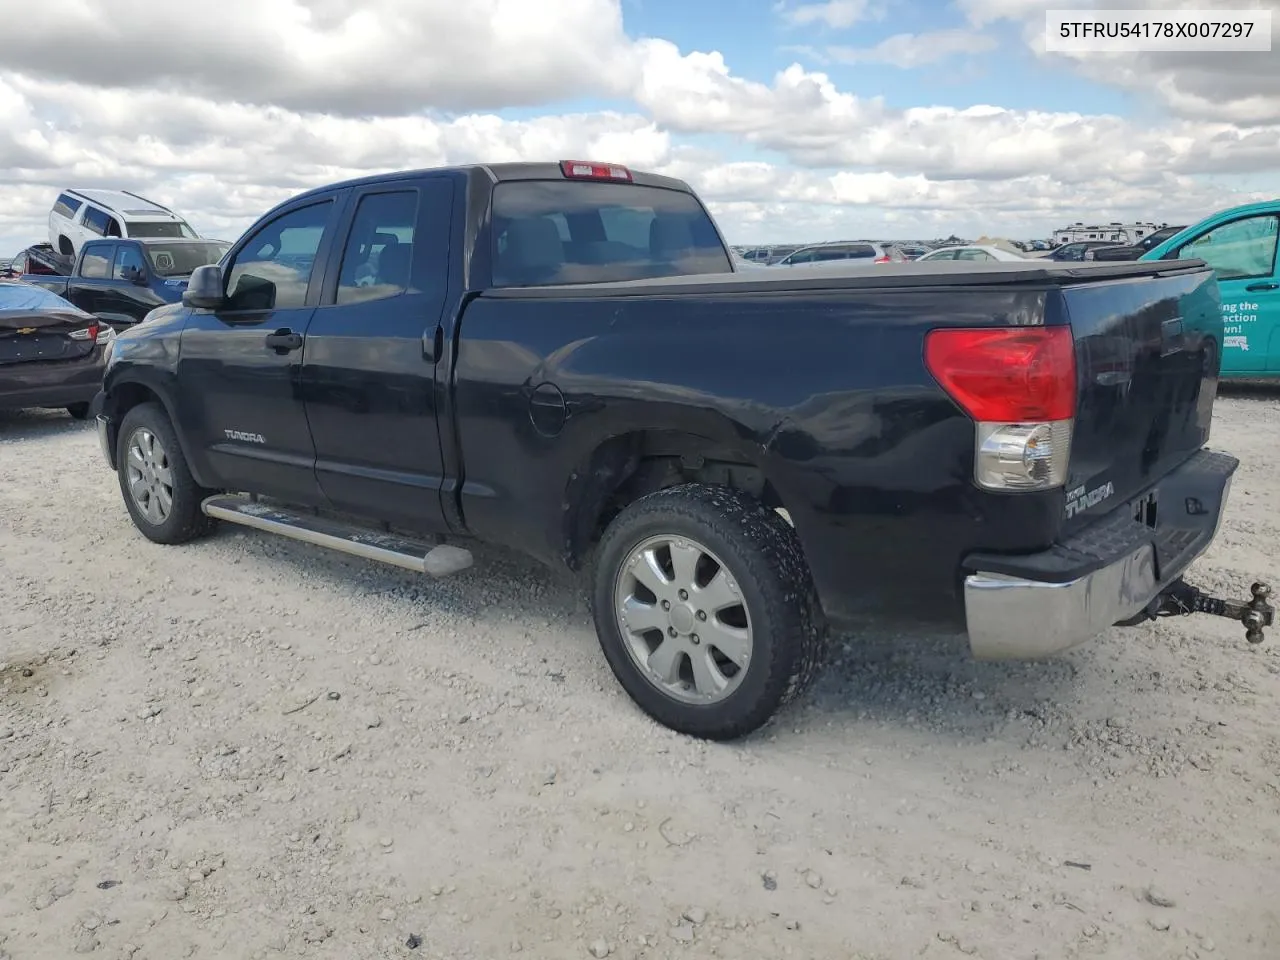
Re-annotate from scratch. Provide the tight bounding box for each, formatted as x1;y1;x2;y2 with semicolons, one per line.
200;495;474;577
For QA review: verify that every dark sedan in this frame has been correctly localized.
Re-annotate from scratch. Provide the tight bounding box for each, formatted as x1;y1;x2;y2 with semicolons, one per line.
0;281;114;419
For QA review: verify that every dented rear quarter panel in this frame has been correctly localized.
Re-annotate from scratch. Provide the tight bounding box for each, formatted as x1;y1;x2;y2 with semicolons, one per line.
451;284;1071;623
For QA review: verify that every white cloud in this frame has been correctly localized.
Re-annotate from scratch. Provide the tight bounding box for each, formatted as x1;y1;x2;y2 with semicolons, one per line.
958;0;1280;125
825;29;998;67
1;0;637;114
775;0;880;29
0;0;1277;250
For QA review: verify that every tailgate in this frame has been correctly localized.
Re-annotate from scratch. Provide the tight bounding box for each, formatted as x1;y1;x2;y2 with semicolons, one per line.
1060;266;1221;532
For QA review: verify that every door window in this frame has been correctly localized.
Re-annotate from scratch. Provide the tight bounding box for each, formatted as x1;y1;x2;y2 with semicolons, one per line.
113;245;147;280
80;245;112;279
336;191;417;305
224;201;333;311
82;207;109;237
1175;215;1279;280
955;248;994;261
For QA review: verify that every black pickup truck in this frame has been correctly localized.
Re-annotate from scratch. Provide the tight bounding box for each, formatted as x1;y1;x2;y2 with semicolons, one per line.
22;237;229;330
90;160;1273;740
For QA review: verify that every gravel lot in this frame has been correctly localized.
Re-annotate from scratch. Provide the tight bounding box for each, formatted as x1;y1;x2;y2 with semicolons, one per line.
3;395;1280;960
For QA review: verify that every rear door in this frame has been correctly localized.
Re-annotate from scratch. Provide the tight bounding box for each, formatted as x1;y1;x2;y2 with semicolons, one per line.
300;177;455;532
177;195;343;506
1161;211;1280;376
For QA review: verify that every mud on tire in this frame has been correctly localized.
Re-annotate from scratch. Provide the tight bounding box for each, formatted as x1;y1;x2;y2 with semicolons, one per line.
591;482;829;741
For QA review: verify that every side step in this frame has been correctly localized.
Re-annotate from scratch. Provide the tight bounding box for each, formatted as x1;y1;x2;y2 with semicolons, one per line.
200;494;474;577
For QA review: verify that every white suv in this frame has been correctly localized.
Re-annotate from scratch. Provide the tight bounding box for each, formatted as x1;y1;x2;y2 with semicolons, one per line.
48;189;200;258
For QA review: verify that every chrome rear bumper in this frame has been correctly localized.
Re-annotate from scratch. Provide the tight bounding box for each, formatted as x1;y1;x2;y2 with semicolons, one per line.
963;452;1235;659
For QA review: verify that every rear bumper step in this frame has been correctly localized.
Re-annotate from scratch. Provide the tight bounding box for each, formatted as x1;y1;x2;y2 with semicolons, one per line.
200;495;474;577
962;448;1239;659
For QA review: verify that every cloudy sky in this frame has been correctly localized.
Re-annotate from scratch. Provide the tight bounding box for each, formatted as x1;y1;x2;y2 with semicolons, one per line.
1;0;1277;251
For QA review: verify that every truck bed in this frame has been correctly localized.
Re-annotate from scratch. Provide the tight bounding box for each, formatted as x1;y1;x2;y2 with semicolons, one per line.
480;257;1212;299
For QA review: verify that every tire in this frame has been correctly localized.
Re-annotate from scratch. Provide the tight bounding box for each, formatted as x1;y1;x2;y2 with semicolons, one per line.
116;402;216;545
592;483;828;740
65;402;90;420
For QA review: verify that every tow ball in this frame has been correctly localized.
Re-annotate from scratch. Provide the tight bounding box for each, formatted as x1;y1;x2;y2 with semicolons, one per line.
1145;580;1275;644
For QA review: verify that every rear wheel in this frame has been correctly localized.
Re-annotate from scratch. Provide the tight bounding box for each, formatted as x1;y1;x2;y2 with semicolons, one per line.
116;402;216;545
592;483;828;740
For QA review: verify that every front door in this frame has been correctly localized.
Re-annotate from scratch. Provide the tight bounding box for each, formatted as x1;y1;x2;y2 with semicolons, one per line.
300;178;455;533
176;196;343;505
103;244;163;328
69;242;116;317
1168;212;1280;376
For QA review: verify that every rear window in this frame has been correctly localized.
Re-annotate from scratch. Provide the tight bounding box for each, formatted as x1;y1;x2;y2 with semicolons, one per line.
0;283;78;312
490;180;731;287
129;221;199;240
145;241;230;277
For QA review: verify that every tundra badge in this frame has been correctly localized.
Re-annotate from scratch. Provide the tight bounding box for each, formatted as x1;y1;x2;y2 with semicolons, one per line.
1064;481;1114;519
224;429;266;443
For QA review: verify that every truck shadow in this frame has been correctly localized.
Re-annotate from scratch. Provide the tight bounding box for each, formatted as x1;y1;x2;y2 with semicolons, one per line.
202;523;1089;745
803;620;1086;744
0;408;92;440
1220;380;1280;398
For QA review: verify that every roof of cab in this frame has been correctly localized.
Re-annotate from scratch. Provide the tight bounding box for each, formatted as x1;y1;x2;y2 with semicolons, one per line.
276;162;696;208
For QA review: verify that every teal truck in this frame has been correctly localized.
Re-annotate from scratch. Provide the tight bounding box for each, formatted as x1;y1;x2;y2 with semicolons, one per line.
1141;200;1280;378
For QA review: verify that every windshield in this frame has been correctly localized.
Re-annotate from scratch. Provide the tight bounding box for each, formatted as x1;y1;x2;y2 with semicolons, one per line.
0;282;79;312
145;242;230;277
490;180;731;287
130;221;200;240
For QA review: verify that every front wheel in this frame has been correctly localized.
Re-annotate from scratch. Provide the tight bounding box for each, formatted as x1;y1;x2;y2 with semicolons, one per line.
592;483;828;740
116;402;216;545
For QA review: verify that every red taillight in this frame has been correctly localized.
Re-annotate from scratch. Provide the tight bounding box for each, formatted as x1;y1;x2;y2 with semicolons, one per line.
69;322;99;342
924;326;1076;422
560;160;633;182
874;256;891;263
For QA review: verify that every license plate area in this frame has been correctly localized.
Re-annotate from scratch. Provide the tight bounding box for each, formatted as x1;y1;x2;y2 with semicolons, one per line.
1132;490;1158;529
0;334;70;364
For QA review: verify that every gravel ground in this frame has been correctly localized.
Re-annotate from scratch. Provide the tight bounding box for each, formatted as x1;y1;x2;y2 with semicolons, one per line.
2;395;1280;960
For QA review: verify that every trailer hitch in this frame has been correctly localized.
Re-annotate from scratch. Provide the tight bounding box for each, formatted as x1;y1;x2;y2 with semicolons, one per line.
1146;579;1274;644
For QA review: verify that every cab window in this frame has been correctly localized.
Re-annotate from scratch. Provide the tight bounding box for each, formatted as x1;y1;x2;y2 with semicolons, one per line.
223;201;333;311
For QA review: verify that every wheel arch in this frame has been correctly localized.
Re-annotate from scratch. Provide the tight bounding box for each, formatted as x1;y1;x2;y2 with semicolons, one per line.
104;377;211;486
560;426;794;571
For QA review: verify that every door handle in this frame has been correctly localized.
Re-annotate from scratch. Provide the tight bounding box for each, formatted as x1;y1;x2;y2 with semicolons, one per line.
1245;281;1279;292
264;329;303;353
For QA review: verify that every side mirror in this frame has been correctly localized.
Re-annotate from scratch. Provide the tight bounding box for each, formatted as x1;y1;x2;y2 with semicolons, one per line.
124;265;147;284
183;264;225;309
